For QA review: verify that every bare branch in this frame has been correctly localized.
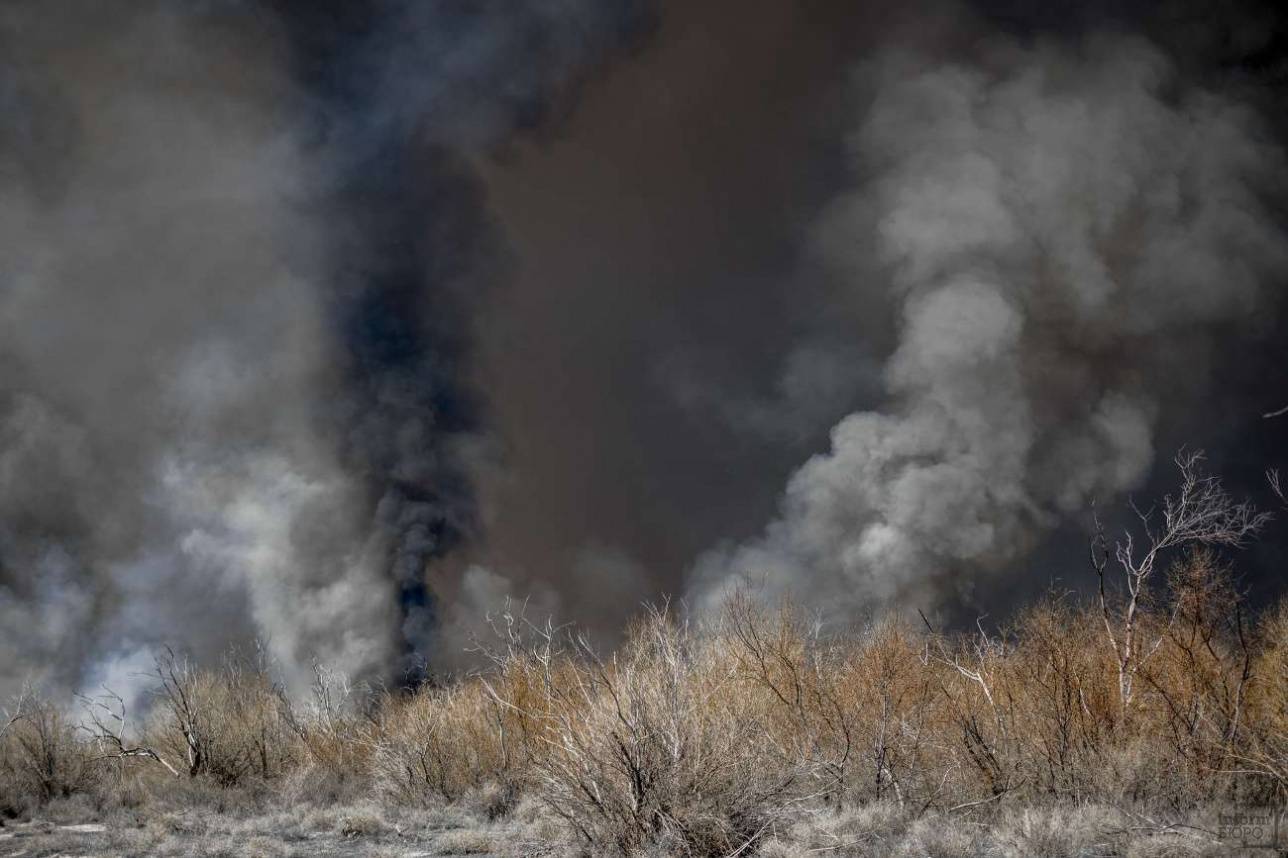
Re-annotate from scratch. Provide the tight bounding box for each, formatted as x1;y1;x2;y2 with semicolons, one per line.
1092;450;1267;708
0;681;32;743
152;647;207;777
78;687;180;777
1269;469;1284;508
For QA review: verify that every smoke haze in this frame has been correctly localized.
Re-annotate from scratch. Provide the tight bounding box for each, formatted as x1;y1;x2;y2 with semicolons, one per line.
0;0;652;695
692;32;1288;615
0;3;386;697
0;0;1285;695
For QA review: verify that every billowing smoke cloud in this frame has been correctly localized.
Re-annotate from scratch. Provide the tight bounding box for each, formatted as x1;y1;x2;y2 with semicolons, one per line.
2;0;1286;697
0;2;388;697
691;33;1288;616
0;0;650;697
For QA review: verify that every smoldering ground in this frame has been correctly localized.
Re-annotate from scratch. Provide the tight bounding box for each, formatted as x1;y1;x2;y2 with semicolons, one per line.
0;0;1286;697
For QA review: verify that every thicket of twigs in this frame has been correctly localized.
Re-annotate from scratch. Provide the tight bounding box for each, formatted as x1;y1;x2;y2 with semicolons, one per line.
1;454;1285;856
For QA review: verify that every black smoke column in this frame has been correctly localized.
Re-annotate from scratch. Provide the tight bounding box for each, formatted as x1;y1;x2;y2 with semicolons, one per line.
277;0;654;679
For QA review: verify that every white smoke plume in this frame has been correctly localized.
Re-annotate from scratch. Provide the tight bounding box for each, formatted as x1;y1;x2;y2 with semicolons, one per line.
691;34;1288;616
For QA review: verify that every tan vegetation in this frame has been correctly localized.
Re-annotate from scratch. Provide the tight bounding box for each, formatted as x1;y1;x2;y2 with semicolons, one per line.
4;567;1285;855
1;458;1285;856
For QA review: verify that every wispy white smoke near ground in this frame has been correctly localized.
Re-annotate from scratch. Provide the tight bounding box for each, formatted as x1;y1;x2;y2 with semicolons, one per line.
691;35;1288;616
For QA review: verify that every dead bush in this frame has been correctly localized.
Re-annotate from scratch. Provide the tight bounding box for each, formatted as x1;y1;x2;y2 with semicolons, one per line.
486;605;802;856
1;696;94;808
277;663;375;803
369;681;507;805
147;648;297;786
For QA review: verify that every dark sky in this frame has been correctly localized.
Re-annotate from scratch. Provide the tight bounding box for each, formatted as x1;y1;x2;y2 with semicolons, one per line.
468;0;876;610
458;0;1288;636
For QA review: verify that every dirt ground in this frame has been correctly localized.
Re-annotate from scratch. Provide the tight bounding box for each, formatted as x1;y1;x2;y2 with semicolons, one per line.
0;806;550;858
1;799;1275;857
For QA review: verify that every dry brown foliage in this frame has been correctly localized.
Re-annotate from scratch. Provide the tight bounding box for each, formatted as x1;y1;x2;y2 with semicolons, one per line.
3;566;1287;853
1;457;1284;855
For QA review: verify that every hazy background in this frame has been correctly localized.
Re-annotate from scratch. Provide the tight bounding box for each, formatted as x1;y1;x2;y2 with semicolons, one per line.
0;0;1284;696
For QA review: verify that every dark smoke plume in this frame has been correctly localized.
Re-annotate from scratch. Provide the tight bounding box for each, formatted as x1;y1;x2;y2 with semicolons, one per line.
0;0;650;697
278;0;653;677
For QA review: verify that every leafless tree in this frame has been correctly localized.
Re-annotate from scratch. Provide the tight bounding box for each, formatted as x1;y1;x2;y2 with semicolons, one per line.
78;688;179;777
1092;450;1269;708
152;647;210;778
281;662;347;740
920;611;1005;711
279;660;371;777
0;682;32;744
8;697;91;801
918;611;1020;801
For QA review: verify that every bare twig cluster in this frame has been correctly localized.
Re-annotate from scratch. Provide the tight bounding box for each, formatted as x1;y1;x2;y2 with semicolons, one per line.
1092;451;1269;707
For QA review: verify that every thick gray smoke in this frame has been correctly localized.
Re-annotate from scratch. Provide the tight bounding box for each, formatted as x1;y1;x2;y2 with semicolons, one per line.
3;0;1287;697
0;4;397;698
0;0;650;698
691;34;1288;616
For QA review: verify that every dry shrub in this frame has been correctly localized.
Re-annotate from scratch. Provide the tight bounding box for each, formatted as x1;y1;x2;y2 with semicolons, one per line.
723;596;942;809
0;695;95;813
1003;598;1118;800
370;681;507;805
276;664;375;803
485;605;801;856
1244;597;1288;801
707;549;1287;815
145;650;297;787
7;570;1287;849
336;805;389;838
4;511;1288;858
